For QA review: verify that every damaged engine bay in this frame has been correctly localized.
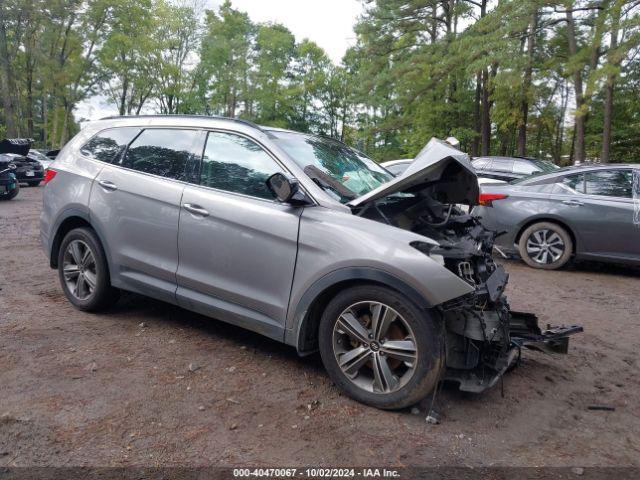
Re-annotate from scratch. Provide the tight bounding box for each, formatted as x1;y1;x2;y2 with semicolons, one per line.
350;149;583;393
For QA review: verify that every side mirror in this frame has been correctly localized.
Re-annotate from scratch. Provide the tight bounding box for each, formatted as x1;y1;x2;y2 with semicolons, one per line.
266;172;311;205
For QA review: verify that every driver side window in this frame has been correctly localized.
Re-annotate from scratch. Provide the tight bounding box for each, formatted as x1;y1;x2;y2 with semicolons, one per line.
199;132;284;200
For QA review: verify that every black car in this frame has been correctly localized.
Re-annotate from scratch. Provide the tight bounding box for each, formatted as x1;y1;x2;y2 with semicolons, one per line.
0;156;20;200
471;156;559;182
0;138;45;186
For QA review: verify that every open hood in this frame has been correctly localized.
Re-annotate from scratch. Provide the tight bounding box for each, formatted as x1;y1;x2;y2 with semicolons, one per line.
347;138;479;209
0;138;32;156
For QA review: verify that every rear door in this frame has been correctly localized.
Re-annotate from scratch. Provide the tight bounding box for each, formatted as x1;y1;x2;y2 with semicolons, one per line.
90;128;203;303
578;169;639;259
176;131;302;340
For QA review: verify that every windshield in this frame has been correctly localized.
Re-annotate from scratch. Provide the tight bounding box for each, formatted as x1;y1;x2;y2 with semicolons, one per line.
270;131;393;203
533;159;559;172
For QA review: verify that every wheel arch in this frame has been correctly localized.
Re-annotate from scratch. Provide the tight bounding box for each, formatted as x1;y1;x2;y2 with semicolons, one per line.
514;217;578;254
49;211;111;269
289;268;433;356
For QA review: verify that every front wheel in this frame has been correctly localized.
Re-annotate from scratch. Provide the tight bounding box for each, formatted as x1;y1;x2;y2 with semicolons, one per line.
518;222;573;270
58;227;119;311
319;285;443;410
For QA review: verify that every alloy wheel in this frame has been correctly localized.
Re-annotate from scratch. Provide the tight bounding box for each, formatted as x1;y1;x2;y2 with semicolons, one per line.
526;229;565;265
332;301;418;394
62;240;97;300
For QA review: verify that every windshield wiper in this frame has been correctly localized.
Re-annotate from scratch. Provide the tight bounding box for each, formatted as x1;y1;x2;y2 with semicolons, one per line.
303;165;357;200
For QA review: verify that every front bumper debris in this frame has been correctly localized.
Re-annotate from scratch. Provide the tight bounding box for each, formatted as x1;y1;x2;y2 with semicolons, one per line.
443;308;583;393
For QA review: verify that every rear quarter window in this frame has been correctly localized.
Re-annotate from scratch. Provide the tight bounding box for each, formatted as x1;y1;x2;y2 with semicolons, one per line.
80;127;141;163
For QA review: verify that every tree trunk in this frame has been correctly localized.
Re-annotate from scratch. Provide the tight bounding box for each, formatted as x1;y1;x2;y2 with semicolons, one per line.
472;72;481;156
517;10;538;157
481;66;495;156
565;7;586;163
601;3;621;164
0;16;18;137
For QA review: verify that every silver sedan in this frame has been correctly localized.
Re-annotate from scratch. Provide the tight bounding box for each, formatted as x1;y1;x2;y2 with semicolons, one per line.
474;164;640;269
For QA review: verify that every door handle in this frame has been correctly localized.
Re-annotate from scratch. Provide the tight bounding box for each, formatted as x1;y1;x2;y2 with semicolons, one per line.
562;199;584;206
183;203;209;217
98;180;118;191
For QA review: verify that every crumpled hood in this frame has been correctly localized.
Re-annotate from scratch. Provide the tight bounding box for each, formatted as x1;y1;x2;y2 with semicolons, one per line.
348;138;479;209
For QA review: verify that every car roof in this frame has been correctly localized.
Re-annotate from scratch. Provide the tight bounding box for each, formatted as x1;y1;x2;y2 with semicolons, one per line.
516;163;639;184
99;114;266;132
473;156;544;163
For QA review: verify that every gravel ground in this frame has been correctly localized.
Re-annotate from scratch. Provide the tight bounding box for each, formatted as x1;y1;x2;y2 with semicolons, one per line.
1;186;639;468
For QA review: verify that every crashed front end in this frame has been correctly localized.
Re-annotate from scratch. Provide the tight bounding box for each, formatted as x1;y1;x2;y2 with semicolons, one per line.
427;210;582;392
350;138;582;393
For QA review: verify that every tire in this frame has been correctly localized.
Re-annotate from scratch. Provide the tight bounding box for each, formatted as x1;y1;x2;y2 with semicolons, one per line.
27;180;41;187
318;284;443;410
0;184;19;201
57;227;119;311
518;222;573;270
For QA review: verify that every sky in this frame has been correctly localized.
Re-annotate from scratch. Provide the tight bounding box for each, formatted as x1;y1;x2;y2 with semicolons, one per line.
75;0;363;122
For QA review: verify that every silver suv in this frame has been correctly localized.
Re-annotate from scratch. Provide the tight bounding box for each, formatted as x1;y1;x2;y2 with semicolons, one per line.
40;115;580;409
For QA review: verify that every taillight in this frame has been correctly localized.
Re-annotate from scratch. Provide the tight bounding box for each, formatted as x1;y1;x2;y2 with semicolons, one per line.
43;168;57;185
478;192;508;207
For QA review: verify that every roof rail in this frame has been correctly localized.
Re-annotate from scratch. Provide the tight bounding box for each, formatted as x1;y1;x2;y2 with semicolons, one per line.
97;114;265;132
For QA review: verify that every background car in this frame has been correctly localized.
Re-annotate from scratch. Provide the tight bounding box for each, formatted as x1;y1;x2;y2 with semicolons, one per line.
474;164;640;269
28;148;54;170
0;138;44;186
0;155;20;200
471;156;559;182
381;158;507;186
380;159;413;176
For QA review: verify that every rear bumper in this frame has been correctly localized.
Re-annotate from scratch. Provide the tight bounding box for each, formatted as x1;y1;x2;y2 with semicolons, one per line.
16;172;44;182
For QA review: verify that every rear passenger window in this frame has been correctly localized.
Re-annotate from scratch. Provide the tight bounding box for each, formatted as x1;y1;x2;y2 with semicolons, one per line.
122;129;200;181
199;132;284;200
557;174;584;193
80;127;140;163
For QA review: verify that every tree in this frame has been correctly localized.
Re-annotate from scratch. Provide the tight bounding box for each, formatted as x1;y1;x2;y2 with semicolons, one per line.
198;0;253;117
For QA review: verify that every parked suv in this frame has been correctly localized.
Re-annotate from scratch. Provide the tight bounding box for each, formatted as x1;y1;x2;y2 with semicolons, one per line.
472;156;558;182
40;116;580;409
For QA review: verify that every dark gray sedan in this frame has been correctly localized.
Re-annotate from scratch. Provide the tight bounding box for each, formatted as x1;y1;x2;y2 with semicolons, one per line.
474;164;640;269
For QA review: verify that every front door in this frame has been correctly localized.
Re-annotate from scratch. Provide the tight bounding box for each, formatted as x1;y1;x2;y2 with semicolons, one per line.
176;131;302;340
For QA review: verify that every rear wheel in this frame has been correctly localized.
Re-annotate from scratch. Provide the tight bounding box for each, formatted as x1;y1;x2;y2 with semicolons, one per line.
58;227;119;311
27;180;41;187
318;285;443;410
518;222;573;270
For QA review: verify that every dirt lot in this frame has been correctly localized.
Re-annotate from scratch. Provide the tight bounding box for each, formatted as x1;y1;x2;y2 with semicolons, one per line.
1;186;640;468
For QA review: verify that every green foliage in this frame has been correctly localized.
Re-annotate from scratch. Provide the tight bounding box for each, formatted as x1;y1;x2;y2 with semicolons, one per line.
0;0;639;164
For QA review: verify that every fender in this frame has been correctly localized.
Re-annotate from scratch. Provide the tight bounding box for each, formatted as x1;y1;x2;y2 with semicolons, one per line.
49;207;113;274
286;267;433;355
